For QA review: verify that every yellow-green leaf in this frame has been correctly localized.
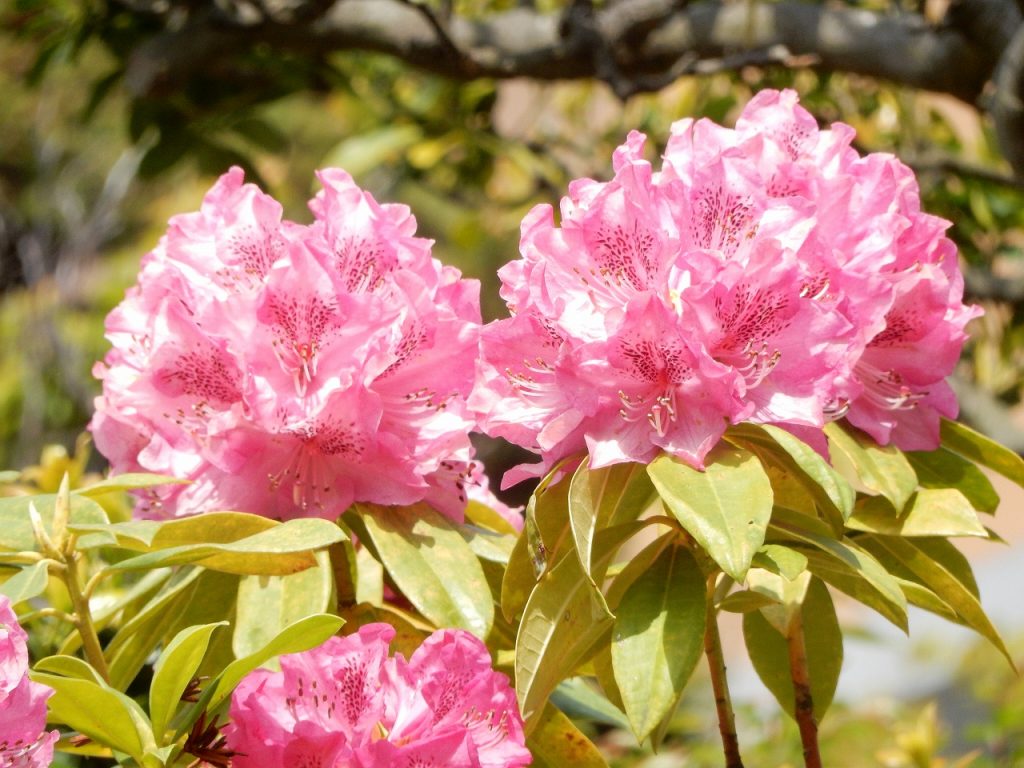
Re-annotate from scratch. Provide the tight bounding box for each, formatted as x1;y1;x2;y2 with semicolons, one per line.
612;544;705;743
649;446;773;581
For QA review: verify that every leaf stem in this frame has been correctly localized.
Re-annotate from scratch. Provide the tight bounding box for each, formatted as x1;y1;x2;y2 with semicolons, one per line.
787;610;822;768
704;575;743;768
62;551;111;683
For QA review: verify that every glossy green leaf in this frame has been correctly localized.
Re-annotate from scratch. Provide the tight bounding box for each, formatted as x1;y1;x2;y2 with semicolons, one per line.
233;551;333;658
0;493;108;552
648;445;773;581
940;418;1024;488
32;672;154;762
848;490;987;538
524;462;575;577
861;535;1013;667
76;473;188;496
612;544;705;742
516;550;614;729
730;423;854;526
569;461;655;580
150;622;227;744
34;655;105;683
743;579;842;721
906;448;1000;514
0;560;49;605
178;613;344;737
502;467;575;622
106;569;203;691
356;503;492;638
825;423;917;511
110;517;346;575
526;701;609;768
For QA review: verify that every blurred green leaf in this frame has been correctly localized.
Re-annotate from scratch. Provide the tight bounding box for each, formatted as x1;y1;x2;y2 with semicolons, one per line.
940;418;1024;488
0;560;49;605
861;535;1014;668
0;493;108;552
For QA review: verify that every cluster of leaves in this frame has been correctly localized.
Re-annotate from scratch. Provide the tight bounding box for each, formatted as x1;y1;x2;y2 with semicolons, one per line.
502;417;1022;758
0;410;1020;765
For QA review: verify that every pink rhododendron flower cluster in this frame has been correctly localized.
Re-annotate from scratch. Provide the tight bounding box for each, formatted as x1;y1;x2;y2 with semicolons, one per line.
0;597;58;767
92;168;483;521
226;623;531;767
472;89;980;482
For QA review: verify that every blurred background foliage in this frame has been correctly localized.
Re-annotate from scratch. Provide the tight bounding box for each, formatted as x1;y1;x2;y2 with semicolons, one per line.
2;0;1024;762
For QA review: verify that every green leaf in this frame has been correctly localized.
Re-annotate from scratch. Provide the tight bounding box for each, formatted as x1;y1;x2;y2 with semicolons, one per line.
569;461;655;580
516;549;614;730
550;677;630;730
906;449;1000;514
465;499;519;536
233;552;333;658
500;532;535;623
0;561;50;605
76;473;188;497
848;490;987;538
730;424;854;527
743;578;842;721
31;672;154;762
106;569;203;691
179;614;344;736
861;535;1013;668
648;445;773;581
0;494;108;552
526;701;609;768
769;513;907;631
940;418;1024;488
612;544;705;743
502;465;575;622
110;517;346;575
34;655;105;683
150;622;227;744
718;590;776;613
355;503;493;638
825;423;917;511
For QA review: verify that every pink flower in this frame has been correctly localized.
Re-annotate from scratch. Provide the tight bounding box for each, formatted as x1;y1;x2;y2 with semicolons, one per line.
0;597;58;767
226;623;531;768
92;168;483;521
473;89;979;480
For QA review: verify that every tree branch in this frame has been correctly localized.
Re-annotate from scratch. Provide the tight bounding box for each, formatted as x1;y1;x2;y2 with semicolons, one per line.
124;0;1005;106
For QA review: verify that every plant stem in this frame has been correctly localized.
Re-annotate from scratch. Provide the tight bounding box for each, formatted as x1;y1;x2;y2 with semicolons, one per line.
62;551;111;683
787;610;822;768
704;575;743;768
